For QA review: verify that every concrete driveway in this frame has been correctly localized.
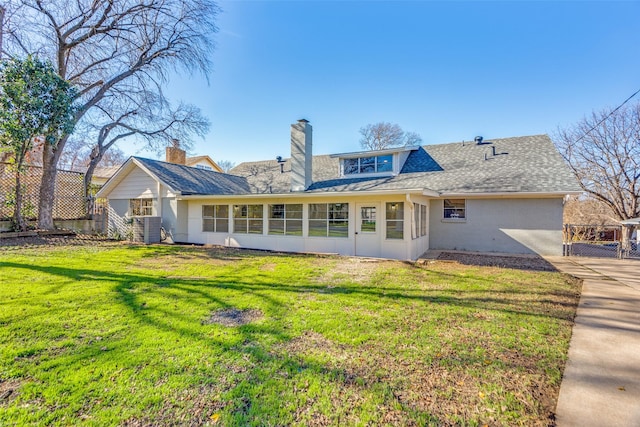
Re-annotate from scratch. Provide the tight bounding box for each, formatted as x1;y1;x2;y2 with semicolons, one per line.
546;257;640;427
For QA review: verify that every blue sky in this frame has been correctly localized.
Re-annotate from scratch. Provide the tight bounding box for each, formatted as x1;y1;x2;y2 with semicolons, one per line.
135;1;640;164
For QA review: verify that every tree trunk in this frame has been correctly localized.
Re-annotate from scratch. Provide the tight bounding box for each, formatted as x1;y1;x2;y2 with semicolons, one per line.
37;140;64;230
83;145;105;217
12;169;27;231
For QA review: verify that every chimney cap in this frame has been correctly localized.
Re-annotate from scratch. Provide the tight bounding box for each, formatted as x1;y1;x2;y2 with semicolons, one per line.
297;118;309;123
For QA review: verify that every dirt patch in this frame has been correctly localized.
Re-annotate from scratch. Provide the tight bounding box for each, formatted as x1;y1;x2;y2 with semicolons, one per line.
0;379;22;405
315;257;396;284
435;252;557;272
203;308;263;327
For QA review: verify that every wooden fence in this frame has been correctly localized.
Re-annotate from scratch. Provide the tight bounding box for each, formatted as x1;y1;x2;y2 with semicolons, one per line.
0;163;86;220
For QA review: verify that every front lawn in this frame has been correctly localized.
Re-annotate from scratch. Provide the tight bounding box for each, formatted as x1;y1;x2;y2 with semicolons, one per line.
0;243;580;426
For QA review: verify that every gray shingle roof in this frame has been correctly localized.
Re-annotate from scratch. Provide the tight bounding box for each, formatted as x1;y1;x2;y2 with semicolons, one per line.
135;157;251;195
230;135;581;195
124;135;580;197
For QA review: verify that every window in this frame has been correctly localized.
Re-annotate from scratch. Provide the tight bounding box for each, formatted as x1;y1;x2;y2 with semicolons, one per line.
269;204;303;236
233;204;263;234
203;205;229;232
130;198;153;216
195;164;213;171
309;203;349;237
412;203;428;239
444;199;466;219
386;202;404;239
343;155;393;175
360;206;376;233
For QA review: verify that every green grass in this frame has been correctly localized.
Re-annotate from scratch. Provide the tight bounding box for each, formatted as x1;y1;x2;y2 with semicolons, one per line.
0;244;580;426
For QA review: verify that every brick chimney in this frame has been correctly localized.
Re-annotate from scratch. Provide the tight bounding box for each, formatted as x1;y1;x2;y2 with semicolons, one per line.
166;139;186;165
290;119;312;191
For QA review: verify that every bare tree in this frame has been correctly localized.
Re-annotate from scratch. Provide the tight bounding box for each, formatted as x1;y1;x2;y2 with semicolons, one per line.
4;0;218;228
556;102;640;242
562;195;618;242
81;88;209;213
216;160;236;173
359;122;423;151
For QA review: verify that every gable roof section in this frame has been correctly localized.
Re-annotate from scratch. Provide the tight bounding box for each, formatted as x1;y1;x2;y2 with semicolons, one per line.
231;135;581;195
135;158;250;195
97;157;250;198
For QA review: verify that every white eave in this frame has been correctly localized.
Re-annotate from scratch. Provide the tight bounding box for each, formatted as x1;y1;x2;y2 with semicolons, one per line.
329;145;420;158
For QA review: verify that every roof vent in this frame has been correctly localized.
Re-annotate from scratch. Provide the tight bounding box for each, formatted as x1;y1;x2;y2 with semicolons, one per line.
276;155;286;173
474;136;484;145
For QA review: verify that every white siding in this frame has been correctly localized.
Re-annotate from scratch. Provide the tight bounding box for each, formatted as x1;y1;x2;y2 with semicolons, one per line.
429;198;564;256
108;168;158;199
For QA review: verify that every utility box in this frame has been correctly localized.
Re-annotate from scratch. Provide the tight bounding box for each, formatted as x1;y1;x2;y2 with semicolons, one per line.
132;216;161;244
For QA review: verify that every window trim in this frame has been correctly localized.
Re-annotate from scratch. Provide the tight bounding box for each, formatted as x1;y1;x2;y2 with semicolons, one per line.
308;203;349;238
202;204;229;233
268;203;303;236
359;206;377;234
130;198;153;216
412;203;428;239
385;202;404;240
233;204;264;234
342;154;394;176
442;199;467;222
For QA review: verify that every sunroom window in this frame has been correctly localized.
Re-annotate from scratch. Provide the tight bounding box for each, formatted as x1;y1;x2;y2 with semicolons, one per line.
203;205;229;232
268;204;303;236
233;204;263;234
309;203;349;237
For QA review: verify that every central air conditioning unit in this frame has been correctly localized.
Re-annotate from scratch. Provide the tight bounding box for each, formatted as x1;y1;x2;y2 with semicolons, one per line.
132;216;162;244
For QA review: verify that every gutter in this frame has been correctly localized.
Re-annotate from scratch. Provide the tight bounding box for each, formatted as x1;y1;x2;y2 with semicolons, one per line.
177;188;429;201
435;190;583;198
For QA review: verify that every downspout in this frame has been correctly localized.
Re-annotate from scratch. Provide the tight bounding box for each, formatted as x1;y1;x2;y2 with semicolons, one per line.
406;193;414;260
157;182;163;219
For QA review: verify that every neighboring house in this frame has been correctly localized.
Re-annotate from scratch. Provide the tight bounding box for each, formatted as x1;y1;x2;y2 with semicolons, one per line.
92;166;123;189
185;155;224;172
96;119;582;260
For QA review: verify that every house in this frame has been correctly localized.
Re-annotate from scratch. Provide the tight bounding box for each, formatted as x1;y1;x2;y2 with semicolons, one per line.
92;166;123;189
185;155;224;172
96;119;582;260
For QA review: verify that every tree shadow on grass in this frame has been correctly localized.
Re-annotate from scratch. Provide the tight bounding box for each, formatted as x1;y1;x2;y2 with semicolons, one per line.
0;259;578;324
0;254;579;425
